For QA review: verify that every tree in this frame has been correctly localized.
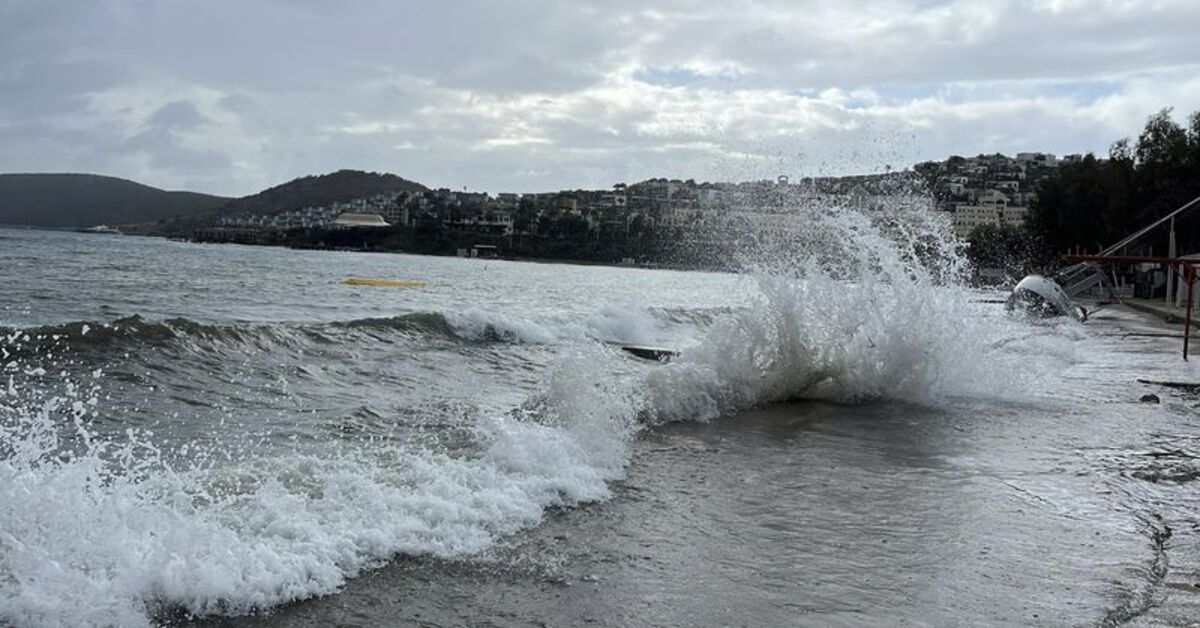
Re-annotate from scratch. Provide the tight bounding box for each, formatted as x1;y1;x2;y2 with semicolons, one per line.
513;197;537;235
967;224;1039;275
1131;108;1200;231
1029;107;1200;264
1109;138;1133;163
1028;154;1111;257
1101;139;1135;241
1189;110;1200;171
1135;108;1190;194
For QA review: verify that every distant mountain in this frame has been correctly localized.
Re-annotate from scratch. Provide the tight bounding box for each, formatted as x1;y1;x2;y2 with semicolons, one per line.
0;173;229;228
215;169;427;216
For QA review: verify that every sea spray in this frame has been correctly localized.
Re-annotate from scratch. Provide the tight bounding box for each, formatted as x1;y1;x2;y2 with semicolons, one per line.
0;341;643;627
639;191;1030;420
0;192;1043;627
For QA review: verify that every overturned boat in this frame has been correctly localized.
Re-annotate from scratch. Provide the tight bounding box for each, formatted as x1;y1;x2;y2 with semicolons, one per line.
1008;194;1200;339
1006;274;1089;321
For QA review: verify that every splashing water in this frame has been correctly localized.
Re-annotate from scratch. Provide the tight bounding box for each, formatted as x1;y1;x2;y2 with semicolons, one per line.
0;194;1042;626
643;190;1031;422
1;342;642;627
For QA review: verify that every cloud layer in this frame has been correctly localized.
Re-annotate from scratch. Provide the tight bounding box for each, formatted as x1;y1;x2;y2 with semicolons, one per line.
2;0;1199;195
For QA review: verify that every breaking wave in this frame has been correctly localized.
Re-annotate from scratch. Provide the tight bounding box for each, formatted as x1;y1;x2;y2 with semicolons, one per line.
0;195;1041;626
0;305;675;359
0;346;638;626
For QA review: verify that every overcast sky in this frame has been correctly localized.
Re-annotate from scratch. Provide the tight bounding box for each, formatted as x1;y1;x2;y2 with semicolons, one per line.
2;0;1199;196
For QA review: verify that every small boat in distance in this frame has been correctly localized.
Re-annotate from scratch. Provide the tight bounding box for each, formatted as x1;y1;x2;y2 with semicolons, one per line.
80;225;123;235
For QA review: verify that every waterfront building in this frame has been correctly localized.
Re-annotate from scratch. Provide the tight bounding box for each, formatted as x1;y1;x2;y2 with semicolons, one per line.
333;212;390;228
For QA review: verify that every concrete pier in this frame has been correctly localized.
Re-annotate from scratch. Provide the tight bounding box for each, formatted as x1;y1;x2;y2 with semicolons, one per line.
1121;297;1200;330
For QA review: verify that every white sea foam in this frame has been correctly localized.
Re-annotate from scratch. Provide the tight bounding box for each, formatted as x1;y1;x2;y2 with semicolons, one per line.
584;305;671;346
0;347;638;627
637;199;1042;421
446;308;565;344
0;195;1051;626
446;303;672;347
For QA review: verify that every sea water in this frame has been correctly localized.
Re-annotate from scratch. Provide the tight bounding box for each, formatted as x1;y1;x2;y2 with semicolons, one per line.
2;199;1200;626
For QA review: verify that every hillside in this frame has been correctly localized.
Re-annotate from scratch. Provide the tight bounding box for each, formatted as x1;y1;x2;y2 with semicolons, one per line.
0;173;228;228
215;169;427;216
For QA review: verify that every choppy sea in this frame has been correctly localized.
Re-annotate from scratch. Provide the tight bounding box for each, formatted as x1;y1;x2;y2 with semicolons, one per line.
3;212;1200;626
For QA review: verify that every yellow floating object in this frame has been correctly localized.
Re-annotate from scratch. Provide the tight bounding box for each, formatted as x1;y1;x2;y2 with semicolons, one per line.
342;277;427;288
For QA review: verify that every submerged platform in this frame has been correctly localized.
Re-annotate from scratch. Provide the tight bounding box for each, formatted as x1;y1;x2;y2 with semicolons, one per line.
1122;297;1200;329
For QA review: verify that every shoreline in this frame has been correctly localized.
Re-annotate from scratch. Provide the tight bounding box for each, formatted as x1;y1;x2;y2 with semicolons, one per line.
0;223;723;273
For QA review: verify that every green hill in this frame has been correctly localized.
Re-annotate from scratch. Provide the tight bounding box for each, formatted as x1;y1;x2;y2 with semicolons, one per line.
215;169;427;216
0;173;228;228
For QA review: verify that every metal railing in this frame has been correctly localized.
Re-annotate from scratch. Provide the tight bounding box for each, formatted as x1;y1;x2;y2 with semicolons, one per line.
1063;254;1199;360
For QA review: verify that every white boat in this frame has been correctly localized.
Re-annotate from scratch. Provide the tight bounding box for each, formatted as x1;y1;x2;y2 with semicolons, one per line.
1007;274;1088;321
1012;194;1200;324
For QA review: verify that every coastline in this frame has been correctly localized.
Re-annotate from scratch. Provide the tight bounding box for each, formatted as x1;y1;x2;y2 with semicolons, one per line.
1;224;707;273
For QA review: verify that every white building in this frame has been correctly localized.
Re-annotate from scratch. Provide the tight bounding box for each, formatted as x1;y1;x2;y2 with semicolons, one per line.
952;189;1030;238
1016;152;1058;168
1003;206;1029;229
952;190;1007;238
333;212;390;228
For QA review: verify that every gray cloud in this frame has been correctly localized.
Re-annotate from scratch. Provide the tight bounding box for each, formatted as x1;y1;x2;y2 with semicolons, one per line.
115;101;230;176
1;0;1199;195
146;101;206;131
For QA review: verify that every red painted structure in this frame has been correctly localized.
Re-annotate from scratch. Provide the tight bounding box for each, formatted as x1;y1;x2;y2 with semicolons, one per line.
1062;254;1199;360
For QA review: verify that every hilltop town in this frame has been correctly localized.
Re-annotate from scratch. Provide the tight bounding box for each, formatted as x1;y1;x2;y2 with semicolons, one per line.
916;152;1086;238
190;171;915;266
184;151;1078;267
211;174;912;236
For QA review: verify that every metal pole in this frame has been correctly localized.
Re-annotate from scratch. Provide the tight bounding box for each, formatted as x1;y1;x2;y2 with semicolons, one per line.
1102;194;1200;256
1167;217;1177;305
1054;195;1200;284
1185;264;1195;361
